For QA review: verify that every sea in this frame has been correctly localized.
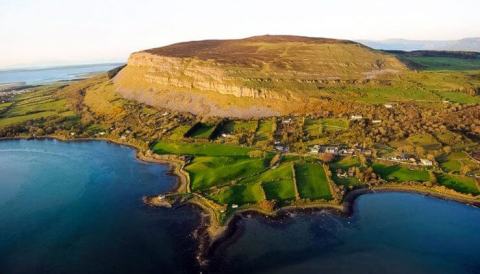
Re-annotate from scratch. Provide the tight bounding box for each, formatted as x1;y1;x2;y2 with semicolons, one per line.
1;139;479;274
0;63;123;86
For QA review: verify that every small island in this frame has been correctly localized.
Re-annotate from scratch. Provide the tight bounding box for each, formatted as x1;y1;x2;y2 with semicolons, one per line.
1;36;479;266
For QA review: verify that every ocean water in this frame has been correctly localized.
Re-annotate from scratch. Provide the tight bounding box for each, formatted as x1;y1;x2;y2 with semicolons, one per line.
0;63;123;85
0;140;200;274
1;139;480;274
209;192;480;274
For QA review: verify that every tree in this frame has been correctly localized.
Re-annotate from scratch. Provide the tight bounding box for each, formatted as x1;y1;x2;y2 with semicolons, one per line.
319;153;335;163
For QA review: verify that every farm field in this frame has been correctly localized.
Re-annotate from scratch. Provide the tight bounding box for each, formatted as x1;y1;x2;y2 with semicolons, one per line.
209;182;265;205
330;156;360;170
244;162;297;201
167;125;191;140
0;87;75;128
223;120;258;134
437;151;479;173
152;141;252;156
373;163;431;182
0;102;12;112
254;118;275;143
186;156;267;191
294;162;332;200
304;118;348;137
437;173;480;195
185;123;216;139
401;56;480;71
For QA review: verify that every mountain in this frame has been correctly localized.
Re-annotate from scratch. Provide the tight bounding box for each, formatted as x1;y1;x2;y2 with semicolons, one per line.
113;35;406;118
358;38;480;52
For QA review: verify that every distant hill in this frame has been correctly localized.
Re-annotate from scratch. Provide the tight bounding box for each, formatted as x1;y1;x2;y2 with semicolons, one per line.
359;38;480;52
114;35;406;118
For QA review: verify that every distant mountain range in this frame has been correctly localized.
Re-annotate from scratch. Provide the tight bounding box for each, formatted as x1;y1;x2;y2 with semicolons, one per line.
358;38;480;52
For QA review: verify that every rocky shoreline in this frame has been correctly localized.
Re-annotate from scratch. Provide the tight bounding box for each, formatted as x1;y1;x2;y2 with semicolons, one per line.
2;135;479;270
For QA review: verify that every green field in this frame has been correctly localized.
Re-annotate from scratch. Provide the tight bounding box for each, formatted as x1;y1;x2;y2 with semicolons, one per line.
304;118;348;137
330;156;360;170
373;163;431;182
223;120;258;134
210;182;265;205
0;102;12;112
186;123;216;139
402;56;480;71
186;156;267;190
407;133;442;151
294;162;332;200
437;151;479;173
152;141;251;156
249;162;297;201
437;173;480;195
167;125;191;140
0;88;75;128
255;118;275;142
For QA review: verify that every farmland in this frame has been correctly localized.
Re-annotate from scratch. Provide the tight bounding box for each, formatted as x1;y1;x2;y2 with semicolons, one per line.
437;174;480;195
0;86;76;128
401;56;480;71
437;152;480;174
152;141;251;156
295;162;332;200
186;156;267;191
373;163;431;182
304;118;348;137
185;123;216;139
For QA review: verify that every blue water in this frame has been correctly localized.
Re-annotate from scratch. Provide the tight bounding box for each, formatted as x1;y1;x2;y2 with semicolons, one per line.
0;63;123;85
210;192;480;274
1;140;480;274
0;139;199;274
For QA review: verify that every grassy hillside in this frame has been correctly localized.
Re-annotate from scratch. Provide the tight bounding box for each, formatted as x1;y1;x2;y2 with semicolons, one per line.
144;35;406;77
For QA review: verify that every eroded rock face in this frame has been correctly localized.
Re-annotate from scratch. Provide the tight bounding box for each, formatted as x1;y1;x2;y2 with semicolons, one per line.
116;52;288;100
113;35;407;117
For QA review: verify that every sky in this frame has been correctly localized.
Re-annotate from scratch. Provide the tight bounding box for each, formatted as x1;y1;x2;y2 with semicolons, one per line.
0;0;479;69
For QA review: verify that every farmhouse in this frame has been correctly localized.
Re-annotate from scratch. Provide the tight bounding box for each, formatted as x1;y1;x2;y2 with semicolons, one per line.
420;159;433;166
309;145;320;154
350;115;363;121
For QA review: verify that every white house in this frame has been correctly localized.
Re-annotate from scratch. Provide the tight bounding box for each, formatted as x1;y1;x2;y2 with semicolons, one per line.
420;159;433;166
350;115;363;121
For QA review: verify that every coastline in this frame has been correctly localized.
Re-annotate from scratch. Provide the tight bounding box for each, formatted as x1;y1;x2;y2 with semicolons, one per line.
2;135;479;268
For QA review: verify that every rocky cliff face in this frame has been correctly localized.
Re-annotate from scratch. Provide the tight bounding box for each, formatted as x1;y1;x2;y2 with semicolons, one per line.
113;35;407;118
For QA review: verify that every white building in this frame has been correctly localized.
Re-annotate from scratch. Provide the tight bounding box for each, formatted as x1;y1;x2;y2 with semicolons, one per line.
350;115;363;121
420;159;433;166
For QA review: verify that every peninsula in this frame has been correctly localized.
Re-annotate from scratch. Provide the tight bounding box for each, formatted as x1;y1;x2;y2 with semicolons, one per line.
1;35;479;266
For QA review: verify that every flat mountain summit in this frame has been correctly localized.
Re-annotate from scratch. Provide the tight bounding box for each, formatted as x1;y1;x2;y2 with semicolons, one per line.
114;35;407;117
